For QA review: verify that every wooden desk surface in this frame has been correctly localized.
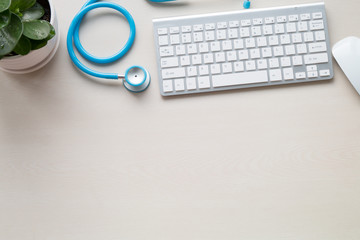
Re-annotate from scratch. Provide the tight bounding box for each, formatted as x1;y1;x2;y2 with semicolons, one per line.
1;0;359;239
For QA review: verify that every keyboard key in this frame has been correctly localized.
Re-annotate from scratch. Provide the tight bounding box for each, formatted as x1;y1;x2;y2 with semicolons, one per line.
192;55;202;65
245;60;256;71
186;77;197;90
297;44;307;54
181;33;192;43
161;57;179;68
193;32;203;42
203;53;214;64
187;44;197;54
234;61;245;72
193;24;204;31
234;39;244;49
238;50;249;60
273;46;284;57
300;13;311;21
304;53;328;65
292;33;302;43
285;45;296;55
269;35;279;45
288;15;299;22
199;65;209;75
308;42;327;53
222;63;233;73
292;56;303;66
281;57;291;67
217;30;227;40
169;27;180;34
210;42;221;52
174;79;185;91
199;43;209;53
253;18;263;25
162;67;186;79
163;80;173;92
212;71;268;87
286;23;297;33
277;16;287;23
240;28;250;37
306;65;318;72
312;12;323;19
269;69;282;81
257;59;268;70
159;36;169;46
158;28;168;35
159;46;174;57
170;35;180;45
269;58;279;68
215;52;226;62
229;21;240;28
295;72;306;79
227;51;237;61
182;26;192;32
245;38;256;48
228;29;239;39
275;24;285;34
262;47;272;58
217;22;227;29
298;22;308;32
176;45;186;55
205;23;215;30
315;31;326;41
241;19;251;27
263;25;273;35
187;66;197;77
303;32;314;42
265;17;275;24
283;68;294;80
222;40;233;50
307;71;318;78
198;76;211;89
180;56;190;66
309;20;324;30
210;64;221;74
319;69;330;77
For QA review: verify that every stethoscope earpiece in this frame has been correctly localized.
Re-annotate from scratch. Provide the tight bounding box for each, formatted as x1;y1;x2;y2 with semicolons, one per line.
243;0;251;9
123;66;151;93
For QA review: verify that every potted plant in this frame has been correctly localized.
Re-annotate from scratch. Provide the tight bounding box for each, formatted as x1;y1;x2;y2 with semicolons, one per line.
0;0;59;73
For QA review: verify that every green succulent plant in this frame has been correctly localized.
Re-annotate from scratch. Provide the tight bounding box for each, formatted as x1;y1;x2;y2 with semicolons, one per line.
0;0;55;59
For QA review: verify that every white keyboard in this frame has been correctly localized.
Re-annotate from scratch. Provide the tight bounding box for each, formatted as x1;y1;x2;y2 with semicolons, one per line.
153;2;333;96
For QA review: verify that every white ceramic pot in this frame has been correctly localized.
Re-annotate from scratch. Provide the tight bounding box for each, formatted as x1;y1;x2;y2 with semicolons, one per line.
0;0;60;74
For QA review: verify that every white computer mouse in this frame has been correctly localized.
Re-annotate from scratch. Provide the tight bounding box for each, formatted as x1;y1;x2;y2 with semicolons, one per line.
332;36;360;95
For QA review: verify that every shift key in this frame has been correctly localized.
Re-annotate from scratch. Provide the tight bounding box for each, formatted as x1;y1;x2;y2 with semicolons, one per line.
162;67;186;79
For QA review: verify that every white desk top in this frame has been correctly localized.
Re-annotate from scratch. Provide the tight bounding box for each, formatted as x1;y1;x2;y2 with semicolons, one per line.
1;0;360;239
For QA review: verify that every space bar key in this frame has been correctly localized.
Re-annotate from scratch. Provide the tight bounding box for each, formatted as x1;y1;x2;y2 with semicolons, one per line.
212;71;268;87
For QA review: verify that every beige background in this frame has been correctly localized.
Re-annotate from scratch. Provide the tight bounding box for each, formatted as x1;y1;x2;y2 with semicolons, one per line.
1;0;360;239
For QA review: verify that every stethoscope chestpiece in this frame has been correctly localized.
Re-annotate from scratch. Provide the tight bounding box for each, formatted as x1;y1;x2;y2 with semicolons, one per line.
123;66;151;93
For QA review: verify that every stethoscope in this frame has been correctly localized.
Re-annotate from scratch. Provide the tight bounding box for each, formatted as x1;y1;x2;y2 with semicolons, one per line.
67;0;252;93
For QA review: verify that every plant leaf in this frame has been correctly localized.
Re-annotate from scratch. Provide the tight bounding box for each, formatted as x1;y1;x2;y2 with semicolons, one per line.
23;20;50;40
0;13;23;56
13;35;31;55
0;9;10;28
21;2;44;21
47;23;55;40
0;0;11;13
10;0;36;12
30;38;47;50
29;23;55;50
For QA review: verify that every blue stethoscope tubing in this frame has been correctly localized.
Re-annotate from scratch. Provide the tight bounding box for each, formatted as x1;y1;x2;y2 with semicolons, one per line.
67;0;136;79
